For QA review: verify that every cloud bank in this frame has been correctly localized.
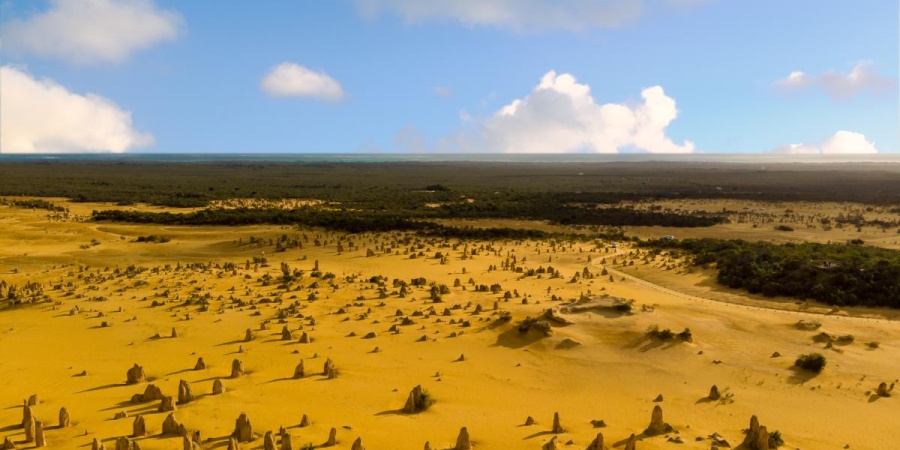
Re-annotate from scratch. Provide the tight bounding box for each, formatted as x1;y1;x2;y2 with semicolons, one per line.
771;130;877;154
3;0;183;64
774;61;896;99
355;0;645;31
446;71;694;153
260;63;346;101
0;66;154;153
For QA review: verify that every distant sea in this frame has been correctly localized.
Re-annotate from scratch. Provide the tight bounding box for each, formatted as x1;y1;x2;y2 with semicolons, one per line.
0;153;899;164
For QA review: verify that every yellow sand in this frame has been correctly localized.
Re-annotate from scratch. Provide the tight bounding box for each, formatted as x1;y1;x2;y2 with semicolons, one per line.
0;199;897;449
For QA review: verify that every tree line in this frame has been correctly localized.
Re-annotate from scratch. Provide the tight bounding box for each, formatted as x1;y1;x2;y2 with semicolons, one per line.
642;238;900;308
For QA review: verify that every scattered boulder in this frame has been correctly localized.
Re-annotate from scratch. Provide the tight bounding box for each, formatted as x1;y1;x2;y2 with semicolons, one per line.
132;384;164;403
623;434;637;450
161;413;183;436
293;361;305;379
280;432;293;450
194;357;206;370
115;437;137;450
158;395;176;412
183;435;201;450
126;364;147;385
403;385;432;413
233;413;253;443
644;405;673;436
231;359;245;378
34;420;45;447
587;432;605;450
132;415;147;437
709;385;721;401
21;402;33;429
551;412;565;433
58;407;71;428
23;413;35;443
178;380;195;404
455;427;471;450
212;379;225;395
524;416;535;426
114;411;128;420
542;436;558;450
324;358;337;378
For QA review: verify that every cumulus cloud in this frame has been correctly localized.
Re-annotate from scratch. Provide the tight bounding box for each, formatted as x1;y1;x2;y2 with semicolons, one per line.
260;63;345;101
0;65;154;153
771;130;878;154
447;71;694;153
774;61;896;99
355;0;645;31
2;0;183;64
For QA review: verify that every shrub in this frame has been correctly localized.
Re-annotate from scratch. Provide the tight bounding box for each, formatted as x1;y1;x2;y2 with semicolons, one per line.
412;388;434;412
769;430;784;448
794;353;827;373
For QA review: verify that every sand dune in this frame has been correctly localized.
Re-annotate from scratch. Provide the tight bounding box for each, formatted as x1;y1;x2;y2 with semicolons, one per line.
0;199;897;449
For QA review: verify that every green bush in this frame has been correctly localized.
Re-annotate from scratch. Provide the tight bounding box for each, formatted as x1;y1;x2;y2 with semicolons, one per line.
794;353;827;373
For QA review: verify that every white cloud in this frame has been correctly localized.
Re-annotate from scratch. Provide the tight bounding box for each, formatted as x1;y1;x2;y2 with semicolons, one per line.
3;0;183;64
433;86;453;98
774;61;896;99
0;65;154;153
447;71;694;153
771;130;877;154
355;0;645;31
260;63;345;101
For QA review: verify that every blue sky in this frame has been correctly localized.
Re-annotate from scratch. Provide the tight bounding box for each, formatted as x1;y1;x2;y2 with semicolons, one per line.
1;0;897;154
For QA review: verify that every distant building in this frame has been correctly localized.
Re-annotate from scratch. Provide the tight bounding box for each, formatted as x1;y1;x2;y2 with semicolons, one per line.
660;235;675;241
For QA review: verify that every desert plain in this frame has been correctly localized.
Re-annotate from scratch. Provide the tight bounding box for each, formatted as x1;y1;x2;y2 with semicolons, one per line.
0;194;897;450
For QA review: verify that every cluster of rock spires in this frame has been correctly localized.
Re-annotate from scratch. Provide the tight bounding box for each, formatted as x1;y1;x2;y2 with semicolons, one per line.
740;415;773;450
233;412;253;442
114;436;141;450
